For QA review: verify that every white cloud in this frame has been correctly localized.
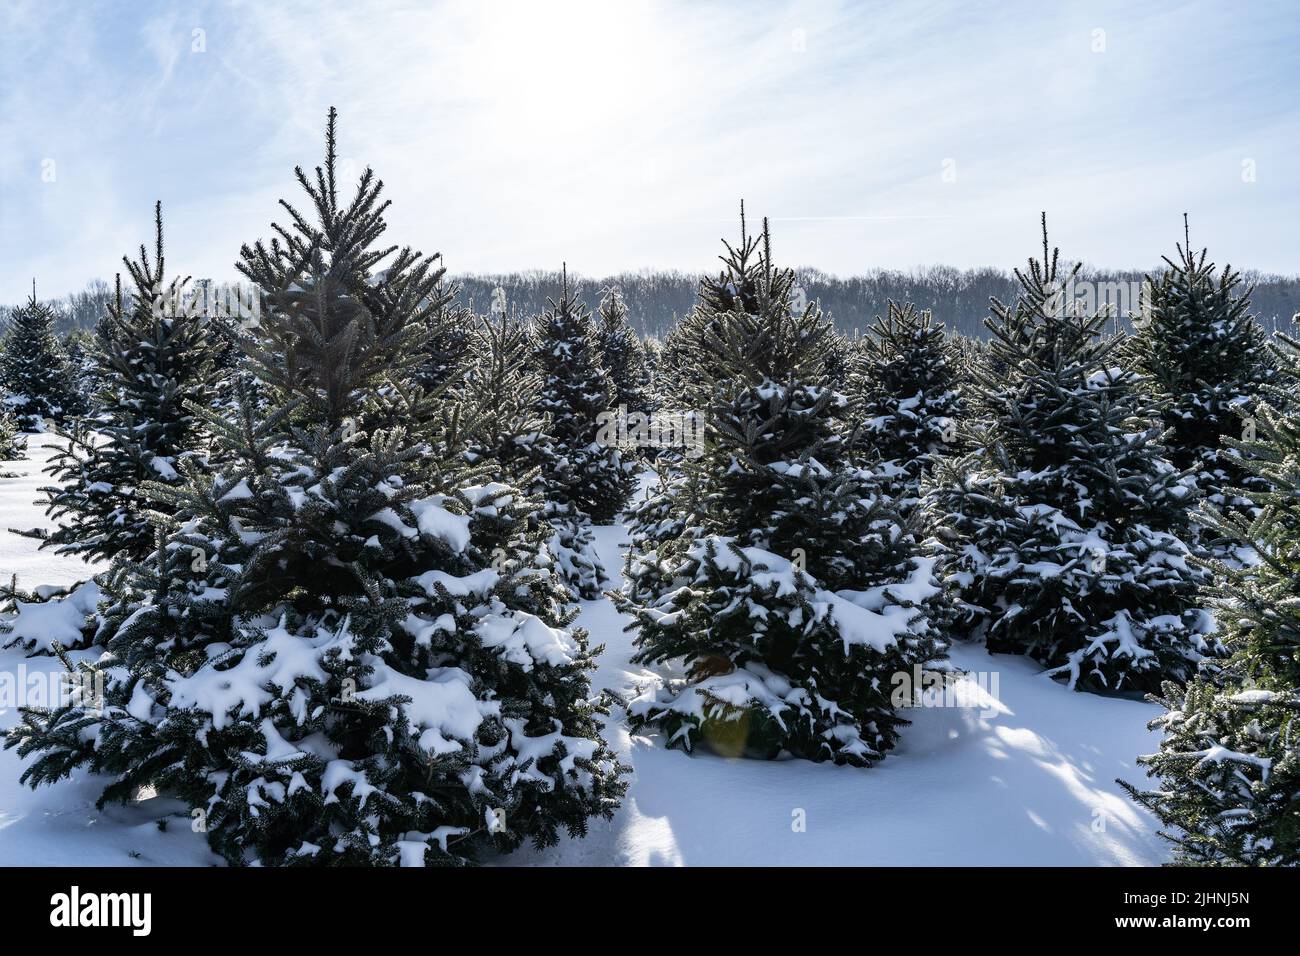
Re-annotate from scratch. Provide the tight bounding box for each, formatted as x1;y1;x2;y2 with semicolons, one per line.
2;0;1297;304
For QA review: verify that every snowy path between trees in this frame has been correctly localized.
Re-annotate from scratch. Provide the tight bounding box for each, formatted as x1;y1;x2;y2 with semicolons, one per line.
0;437;1172;866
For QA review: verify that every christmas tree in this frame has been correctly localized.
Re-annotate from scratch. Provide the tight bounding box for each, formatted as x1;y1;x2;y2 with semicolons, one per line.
1124;215;1275;532
0;404;25;460
5;109;626;866
0;286;78;430
595;286;652;420
640;334;664;400
614;212;946;766
531;269;634;525
461;309;550;484
848;300;964;511
460;308;606;599
821;323;852;393
411;278;473;395
1120;331;1300;865
42;203;223;564
61;326;100;407
927;216;1219;693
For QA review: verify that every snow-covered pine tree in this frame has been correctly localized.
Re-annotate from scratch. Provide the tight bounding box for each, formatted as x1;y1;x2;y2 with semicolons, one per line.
1120;330;1300;865
4;109;626;866
41;203;223;564
821;324;853;393
459;309;605;598
0;286;78;430
614;212;946;766
950;331;990;407
848;300;964;511
61;327;100;408
412;279;473;394
657;271;737;414
201;299;248;413
640;334;663;400
1125;216;1275;530
927;215;1219;693
621;219;755;571
531;269;634;525
0;404;25;460
461;310;549;484
595;286;652;419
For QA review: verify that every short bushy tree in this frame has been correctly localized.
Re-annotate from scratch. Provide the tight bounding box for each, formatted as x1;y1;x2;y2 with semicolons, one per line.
848;301;964;511
460;310;606;599
927;217;1219;693
615;213;946;766
0;288;78;430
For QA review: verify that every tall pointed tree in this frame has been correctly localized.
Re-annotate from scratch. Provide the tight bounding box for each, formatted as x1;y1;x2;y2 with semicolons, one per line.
595;286;651;418
0;286;77;430
1125;216;1275;527
42;203;223;564
927;216;1218;693
459;309;606;598
460;310;550;484
1121;331;1300;865
5;109;626;866
532;269;634;524
615;212;946;766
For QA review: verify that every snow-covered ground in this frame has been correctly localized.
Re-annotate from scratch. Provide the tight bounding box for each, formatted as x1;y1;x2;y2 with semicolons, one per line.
0;436;1171;866
0;436;213;865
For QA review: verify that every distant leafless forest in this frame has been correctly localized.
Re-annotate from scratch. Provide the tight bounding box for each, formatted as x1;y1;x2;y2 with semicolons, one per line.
9;265;1300;341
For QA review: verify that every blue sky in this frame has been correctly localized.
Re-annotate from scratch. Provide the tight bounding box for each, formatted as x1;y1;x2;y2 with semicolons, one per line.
1;0;1297;302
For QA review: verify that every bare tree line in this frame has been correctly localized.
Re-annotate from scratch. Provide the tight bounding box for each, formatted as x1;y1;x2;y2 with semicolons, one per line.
7;265;1298;341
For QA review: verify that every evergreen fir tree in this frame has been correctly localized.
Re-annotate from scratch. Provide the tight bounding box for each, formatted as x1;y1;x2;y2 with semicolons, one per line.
656;262;742;414
461;311;550;484
1120;331;1300;865
640;335;664;402
1125;215;1275;531
0;400;26;460
531;269;634;524
848;301;964;511
5;109;626;866
595;286;651;419
821;324;852;392
927;216;1219;693
61;327;100;406
614;212;946;766
0;286;78;430
201;299;248;413
42;204;223;564
412;279;473;394
459;309;605;598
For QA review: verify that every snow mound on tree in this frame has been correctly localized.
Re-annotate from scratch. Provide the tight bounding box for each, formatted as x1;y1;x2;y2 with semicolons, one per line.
1;579;103;653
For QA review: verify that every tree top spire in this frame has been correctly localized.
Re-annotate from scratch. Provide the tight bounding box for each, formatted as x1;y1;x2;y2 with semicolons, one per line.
325;106;339;207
